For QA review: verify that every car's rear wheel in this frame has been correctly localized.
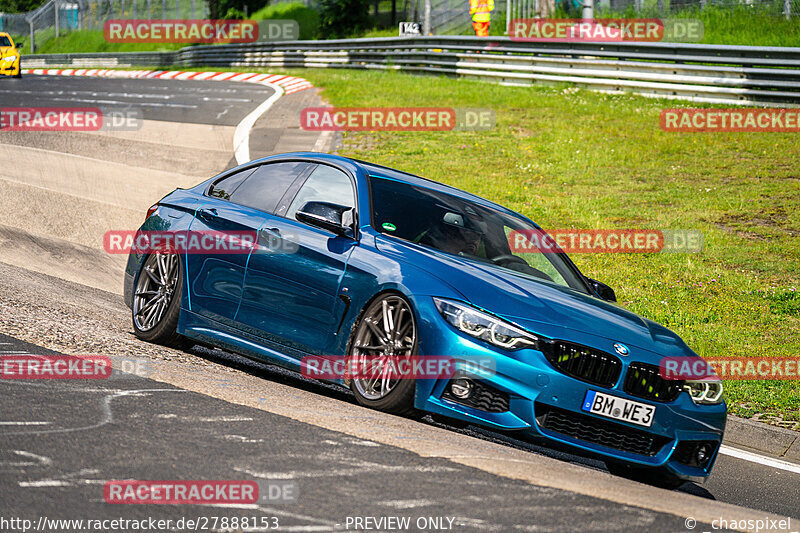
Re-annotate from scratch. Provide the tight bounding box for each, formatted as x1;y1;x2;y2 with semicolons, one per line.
348;294;418;416
132;252;184;347
605;461;685;490
13;71;21;79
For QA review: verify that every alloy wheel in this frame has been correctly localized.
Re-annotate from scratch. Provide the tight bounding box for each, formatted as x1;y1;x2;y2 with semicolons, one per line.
351;295;417;400
133;253;179;332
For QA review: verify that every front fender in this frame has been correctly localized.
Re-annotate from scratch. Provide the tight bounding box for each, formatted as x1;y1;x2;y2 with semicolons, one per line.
330;231;467;355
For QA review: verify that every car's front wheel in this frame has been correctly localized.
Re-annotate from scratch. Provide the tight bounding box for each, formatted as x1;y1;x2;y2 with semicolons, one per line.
132;252;184;347
348;294;418;416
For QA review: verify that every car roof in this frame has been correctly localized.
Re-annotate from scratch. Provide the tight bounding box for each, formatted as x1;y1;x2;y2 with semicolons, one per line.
256;152;519;217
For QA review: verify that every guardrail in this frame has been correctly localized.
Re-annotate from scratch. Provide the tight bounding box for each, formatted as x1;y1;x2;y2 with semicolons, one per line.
22;36;800;106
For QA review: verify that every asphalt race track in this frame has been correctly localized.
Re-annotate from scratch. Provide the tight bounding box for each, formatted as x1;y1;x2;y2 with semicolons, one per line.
0;333;707;532
0;75;278;125
0;74;798;532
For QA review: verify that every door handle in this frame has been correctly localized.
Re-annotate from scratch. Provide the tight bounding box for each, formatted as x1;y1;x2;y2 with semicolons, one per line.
258;227;282;251
198;208;218;221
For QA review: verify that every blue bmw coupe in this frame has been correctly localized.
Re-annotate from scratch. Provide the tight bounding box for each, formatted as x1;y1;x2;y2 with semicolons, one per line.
124;152;726;488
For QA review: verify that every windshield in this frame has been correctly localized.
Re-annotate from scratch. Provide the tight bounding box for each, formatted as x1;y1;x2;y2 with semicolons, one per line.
0;36;12;47
369;176;589;294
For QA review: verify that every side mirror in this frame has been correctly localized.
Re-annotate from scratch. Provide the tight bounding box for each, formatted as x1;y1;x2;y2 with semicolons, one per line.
295;201;355;238
587;278;616;302
16;42;23;49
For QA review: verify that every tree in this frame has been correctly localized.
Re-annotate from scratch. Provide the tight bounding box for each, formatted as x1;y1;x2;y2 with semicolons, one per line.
0;0;46;13
319;0;370;39
206;0;220;19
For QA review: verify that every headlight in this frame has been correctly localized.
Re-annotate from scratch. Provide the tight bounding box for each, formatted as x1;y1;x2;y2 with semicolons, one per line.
684;379;724;405
434;298;538;350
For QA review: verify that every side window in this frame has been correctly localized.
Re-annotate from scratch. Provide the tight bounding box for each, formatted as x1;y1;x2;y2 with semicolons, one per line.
207;168;255;200
286;165;355;221
228;162;312;214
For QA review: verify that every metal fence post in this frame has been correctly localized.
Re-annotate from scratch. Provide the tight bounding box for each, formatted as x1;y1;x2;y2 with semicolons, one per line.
423;0;430;34
55;0;59;37
147;0;151;19
29;19;34;53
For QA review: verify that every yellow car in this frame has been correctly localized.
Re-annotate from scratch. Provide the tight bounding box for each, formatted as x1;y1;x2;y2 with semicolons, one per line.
0;32;22;78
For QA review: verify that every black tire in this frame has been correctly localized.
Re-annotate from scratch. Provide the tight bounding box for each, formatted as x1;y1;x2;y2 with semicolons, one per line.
605;462;685;490
13;72;21;79
132;253;185;348
348;293;418;416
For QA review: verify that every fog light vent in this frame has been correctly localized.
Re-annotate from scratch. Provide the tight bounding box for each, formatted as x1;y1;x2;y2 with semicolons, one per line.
449;378;474;399
673;440;718;469
442;378;510;413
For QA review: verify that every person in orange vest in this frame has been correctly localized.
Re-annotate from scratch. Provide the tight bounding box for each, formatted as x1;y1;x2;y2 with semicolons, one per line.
469;0;494;37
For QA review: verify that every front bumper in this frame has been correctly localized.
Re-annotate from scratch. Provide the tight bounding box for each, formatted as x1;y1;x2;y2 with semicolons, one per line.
0;58;20;75
411;297;726;483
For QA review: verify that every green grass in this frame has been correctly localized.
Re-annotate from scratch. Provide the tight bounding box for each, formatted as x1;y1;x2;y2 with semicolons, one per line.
274;67;799;423
22;28;187;55
250;2;320;40
603;5;800;47
691;7;800;47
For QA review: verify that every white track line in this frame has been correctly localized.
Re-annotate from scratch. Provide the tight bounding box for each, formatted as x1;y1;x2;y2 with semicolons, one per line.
23;68;319;161
233;84;285;165
719;445;800;474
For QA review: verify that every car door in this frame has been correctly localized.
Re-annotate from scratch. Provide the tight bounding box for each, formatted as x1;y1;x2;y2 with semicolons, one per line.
186;161;313;327
236;163;358;355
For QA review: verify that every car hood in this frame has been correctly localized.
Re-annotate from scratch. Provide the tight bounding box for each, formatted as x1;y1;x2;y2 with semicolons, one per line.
376;235;695;362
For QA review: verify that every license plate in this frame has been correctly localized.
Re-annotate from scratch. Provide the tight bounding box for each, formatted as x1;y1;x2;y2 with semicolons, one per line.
581;390;655;427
